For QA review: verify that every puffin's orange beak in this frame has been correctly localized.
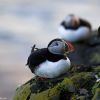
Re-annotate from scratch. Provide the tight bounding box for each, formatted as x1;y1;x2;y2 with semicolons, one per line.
65;41;74;52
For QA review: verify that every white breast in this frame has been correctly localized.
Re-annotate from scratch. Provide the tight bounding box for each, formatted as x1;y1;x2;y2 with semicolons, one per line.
59;26;90;42
34;57;71;78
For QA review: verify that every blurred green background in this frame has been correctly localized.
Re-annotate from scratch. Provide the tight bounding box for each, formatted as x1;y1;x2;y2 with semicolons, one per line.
0;0;100;99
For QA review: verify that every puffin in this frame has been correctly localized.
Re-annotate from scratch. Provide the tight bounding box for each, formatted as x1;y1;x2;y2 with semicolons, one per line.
26;38;74;79
59;14;92;42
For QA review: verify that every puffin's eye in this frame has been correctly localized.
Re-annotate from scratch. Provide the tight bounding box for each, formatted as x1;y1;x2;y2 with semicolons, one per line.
65;44;68;52
55;42;58;46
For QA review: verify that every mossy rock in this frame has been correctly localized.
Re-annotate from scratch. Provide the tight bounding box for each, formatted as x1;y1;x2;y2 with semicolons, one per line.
92;87;100;100
13;66;100;100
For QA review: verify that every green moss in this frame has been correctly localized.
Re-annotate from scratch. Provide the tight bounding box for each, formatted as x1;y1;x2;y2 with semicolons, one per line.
90;53;100;64
92;82;100;94
70;72;95;90
13;77;75;100
92;88;100;100
13;83;31;100
71;95;77;100
93;66;100;73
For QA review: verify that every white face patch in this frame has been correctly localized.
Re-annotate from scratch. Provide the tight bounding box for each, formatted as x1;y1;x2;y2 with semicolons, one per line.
64;16;72;26
48;40;66;55
63;15;79;27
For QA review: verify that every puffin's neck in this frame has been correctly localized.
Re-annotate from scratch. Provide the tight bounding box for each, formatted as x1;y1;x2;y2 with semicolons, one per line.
47;49;66;62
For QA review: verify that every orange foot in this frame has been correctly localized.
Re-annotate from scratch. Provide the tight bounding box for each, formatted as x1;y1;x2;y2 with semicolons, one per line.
36;76;47;81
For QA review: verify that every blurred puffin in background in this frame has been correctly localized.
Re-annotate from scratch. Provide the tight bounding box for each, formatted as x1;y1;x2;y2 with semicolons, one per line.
27;38;74;80
59;14;92;42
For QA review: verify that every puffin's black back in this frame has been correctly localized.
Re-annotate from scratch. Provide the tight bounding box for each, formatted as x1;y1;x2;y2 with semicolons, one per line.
61;18;91;30
27;48;47;73
79;18;91;29
27;48;65;73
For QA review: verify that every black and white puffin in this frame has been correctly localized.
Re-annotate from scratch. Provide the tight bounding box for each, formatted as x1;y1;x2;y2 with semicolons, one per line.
27;38;74;79
59;14;92;42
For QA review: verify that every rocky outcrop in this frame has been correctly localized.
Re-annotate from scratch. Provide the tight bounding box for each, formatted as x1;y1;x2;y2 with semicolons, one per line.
13;66;100;100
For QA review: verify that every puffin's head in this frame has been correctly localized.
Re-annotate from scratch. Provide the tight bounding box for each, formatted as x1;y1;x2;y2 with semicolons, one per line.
61;14;80;28
48;38;74;55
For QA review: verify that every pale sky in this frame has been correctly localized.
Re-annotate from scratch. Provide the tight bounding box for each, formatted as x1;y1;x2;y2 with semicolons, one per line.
0;0;100;46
